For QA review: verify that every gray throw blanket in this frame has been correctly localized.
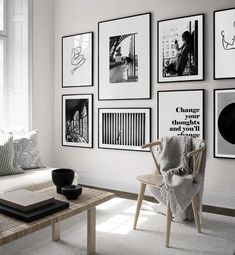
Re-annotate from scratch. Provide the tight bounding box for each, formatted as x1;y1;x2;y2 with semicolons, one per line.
149;136;201;221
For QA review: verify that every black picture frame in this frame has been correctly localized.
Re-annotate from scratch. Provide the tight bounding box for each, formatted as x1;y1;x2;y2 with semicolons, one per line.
62;32;93;87
98;13;151;100
214;88;235;159
157;89;204;139
157;14;204;83
214;7;235;80
62;94;93;148
98;108;151;151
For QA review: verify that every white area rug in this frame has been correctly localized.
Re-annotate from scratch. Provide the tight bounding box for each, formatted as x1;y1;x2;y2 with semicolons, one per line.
0;198;234;255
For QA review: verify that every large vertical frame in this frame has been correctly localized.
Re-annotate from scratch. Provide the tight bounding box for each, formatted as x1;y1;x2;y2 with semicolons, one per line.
98;13;151;100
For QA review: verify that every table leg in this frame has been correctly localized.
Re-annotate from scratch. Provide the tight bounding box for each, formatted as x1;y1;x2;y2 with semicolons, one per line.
52;222;60;241
87;207;96;255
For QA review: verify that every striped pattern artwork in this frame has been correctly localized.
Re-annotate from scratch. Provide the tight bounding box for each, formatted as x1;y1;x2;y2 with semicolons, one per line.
99;108;150;151
102;113;145;146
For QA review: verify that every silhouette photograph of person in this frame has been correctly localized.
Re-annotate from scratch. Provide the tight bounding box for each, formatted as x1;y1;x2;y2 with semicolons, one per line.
159;17;201;80
165;29;197;77
158;15;203;82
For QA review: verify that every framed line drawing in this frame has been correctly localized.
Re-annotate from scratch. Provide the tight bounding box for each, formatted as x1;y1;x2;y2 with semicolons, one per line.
158;14;204;83
157;89;204;139
214;8;235;79
62;32;93;87
62;94;93;148
98;13;151;100
214;89;235;159
98;108;151;151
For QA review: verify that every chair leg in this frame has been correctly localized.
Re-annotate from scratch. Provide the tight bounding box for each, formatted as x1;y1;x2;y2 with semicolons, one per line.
192;196;201;233
165;201;172;248
133;183;146;230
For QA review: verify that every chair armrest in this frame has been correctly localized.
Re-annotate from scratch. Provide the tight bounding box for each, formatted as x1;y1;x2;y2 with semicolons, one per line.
187;146;205;158
141;140;161;149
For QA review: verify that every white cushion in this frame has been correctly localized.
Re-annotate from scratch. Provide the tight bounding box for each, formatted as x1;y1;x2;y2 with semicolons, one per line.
13;130;45;169
0;167;55;194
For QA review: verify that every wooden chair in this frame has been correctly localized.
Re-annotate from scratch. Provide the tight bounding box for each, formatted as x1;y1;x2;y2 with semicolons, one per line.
133;139;206;247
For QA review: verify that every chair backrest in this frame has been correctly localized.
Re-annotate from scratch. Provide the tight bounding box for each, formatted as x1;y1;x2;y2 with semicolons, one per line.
142;138;206;181
142;140;161;175
187;140;206;182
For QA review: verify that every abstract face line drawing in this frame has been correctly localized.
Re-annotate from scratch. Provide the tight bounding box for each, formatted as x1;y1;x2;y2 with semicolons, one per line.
71;46;86;75
221;20;235;50
221;31;235;50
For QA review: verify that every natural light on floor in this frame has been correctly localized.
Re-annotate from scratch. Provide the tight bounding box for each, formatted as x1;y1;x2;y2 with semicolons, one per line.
97;214;147;235
96;197;124;210
96;198;152;235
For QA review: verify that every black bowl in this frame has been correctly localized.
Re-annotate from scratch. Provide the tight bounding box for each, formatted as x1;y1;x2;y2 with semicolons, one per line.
52;168;74;194
61;185;82;200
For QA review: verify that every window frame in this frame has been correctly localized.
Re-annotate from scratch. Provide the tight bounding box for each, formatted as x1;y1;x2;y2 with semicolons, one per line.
0;0;32;130
0;0;7;126
0;0;6;35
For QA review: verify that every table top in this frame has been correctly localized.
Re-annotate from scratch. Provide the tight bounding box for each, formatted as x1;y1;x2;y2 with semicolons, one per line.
0;186;115;246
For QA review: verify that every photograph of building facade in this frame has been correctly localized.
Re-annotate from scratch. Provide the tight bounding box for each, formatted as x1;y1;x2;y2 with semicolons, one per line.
65;98;89;144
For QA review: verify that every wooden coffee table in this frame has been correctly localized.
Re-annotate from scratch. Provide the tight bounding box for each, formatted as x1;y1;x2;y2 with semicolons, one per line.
0;186;115;255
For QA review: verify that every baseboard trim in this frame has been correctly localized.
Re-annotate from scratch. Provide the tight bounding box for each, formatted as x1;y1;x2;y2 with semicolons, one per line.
202;204;235;217
203;189;235;210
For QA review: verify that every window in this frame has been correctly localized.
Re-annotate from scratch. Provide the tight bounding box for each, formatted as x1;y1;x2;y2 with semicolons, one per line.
0;0;31;130
0;0;6;127
0;0;4;31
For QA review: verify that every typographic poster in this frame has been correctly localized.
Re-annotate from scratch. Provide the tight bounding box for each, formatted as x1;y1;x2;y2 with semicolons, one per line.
157;90;204;139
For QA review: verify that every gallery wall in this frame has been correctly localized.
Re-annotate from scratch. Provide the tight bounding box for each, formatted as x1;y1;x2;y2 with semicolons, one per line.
52;0;235;208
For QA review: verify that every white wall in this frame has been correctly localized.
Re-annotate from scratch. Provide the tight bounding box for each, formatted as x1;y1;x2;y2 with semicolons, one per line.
32;0;55;166
52;0;235;208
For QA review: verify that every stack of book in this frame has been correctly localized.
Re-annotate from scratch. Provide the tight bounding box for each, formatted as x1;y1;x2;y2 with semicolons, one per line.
0;189;69;222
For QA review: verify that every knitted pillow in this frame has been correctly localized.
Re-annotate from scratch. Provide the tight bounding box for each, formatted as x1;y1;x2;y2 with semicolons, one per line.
13;130;45;169
0;134;24;176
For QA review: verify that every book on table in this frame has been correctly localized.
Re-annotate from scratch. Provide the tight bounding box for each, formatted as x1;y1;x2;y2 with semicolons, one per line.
0;189;69;223
0;189;55;212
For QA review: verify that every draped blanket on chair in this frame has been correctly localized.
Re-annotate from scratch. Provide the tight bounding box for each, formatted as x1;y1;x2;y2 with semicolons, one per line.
149;136;205;221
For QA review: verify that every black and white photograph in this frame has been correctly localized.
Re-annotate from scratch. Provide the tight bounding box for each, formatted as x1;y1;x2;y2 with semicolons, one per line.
157;90;204;139
214;89;235;158
62;94;93;148
214;8;235;79
98;13;151;100
62;32;93;87
98;108;151;151
158;14;204;83
109;33;138;83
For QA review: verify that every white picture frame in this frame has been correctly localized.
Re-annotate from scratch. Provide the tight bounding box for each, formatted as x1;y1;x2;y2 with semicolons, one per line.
157;90;204;139
98;108;151;151
214;8;235;80
62;32;93;87
98;13;151;100
214;89;235;158
62;94;93;148
158;14;204;83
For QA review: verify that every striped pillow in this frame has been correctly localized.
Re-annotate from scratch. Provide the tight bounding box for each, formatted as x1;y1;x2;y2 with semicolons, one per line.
13;130;45;169
0;134;24;176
